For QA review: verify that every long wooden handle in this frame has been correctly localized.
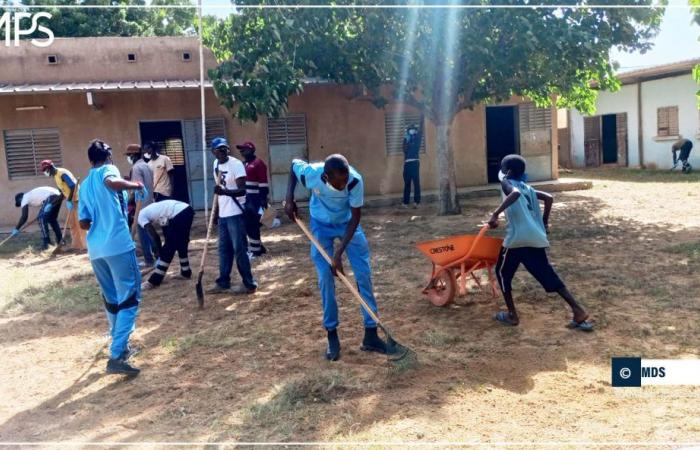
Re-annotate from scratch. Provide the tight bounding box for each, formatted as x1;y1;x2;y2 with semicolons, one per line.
295;217;383;326
0;216;39;247
197;195;218;273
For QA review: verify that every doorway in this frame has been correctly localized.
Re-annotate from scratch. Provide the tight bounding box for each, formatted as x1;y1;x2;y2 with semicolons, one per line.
584;113;628;167
139;121;189;203
486;106;519;183
601;114;618;164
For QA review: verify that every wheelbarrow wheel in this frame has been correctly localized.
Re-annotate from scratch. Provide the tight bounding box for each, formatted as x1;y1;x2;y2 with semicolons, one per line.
425;269;456;307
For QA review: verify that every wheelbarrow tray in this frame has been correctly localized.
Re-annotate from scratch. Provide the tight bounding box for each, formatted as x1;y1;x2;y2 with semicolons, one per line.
416;234;503;269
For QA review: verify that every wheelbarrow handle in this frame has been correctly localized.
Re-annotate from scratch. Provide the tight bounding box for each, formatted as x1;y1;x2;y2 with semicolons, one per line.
463;224;490;262
294;216;383;327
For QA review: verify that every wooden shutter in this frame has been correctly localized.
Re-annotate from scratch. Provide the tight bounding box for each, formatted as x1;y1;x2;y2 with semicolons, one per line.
583;116;601;167
657;106;679;137
267;113;307;146
384;112;425;155
616;113;628;166
4;128;62;179
518;103;551;132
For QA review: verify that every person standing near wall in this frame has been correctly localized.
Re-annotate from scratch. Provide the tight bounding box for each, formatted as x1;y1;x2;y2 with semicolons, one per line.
237;141;269;258
402;120;423;209
125;144;156;267
39;160;86;250
13;186;63;250
144;141;175;202
79;139;145;376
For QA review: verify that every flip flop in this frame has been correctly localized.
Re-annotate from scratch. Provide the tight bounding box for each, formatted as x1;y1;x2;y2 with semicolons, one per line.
567;319;594;332
493;311;518;326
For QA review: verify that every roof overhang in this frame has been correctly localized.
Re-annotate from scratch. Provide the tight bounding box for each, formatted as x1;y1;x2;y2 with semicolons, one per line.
0;80;213;95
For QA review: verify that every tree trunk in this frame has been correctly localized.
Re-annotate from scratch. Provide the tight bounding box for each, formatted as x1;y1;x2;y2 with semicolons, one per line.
435;121;461;215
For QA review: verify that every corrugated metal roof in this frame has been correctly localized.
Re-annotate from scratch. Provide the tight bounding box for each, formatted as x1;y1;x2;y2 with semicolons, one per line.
617;58;700;84
0;80;213;95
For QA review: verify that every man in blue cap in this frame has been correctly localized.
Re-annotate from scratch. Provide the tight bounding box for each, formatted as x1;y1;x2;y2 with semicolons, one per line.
284;154;387;361
207;137;258;295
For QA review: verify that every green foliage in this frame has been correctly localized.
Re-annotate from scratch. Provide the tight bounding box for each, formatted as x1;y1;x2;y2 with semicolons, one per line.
1;0;195;38
691;0;700;106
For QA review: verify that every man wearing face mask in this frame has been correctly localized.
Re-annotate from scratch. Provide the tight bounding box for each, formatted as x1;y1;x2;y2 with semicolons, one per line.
144;141;174;202
284;154;387;362
125;144;156;267
237;141;269;258
13;186;63;250
39;160;86;250
402;120;423;209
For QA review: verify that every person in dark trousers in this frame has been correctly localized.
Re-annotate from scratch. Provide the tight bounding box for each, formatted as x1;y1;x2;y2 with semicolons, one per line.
79;139;145;376
672;138;693;172
144;141;175;202
402;121;423;208
13;186;63;249
125;144;156;267
39;159;86;250
207;137;258;295
237;141;269;258
284;154;387;361
488;154;593;331
139;199;194;290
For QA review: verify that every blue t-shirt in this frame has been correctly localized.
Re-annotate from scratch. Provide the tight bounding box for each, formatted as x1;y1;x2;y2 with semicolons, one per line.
292;160;364;224
78;164;135;260
503;179;550;249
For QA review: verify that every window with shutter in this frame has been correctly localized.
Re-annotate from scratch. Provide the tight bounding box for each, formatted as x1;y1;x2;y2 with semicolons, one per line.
657;106;679;137
3;128;62;179
384;112;425;155
267;114;307;146
519;103;552;132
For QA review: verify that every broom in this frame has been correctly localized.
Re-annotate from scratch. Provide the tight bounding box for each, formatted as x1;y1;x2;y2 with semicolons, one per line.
294;217;418;368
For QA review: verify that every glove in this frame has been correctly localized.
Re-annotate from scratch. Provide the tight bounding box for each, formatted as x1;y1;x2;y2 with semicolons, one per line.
135;186;148;202
11;228;20;237
42;203;53;214
66;200;74;211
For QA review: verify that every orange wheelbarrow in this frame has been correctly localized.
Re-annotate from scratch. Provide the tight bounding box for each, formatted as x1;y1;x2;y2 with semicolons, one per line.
416;225;503;306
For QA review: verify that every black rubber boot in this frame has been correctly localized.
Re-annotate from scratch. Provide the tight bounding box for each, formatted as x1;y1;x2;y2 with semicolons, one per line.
180;269;192;279
325;328;341;361
361;327;387;354
106;358;140;376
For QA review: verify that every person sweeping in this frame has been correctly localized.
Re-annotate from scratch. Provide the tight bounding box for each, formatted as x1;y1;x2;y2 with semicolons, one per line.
237;141;269;258
79;139;145;376
13;186;63;250
39;160;86;250
488;154;593;331
139;199;195;290
284;154;388;361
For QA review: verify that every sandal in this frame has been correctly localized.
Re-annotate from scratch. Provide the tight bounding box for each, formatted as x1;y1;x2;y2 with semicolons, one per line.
567;319;594;332
493;311;518;326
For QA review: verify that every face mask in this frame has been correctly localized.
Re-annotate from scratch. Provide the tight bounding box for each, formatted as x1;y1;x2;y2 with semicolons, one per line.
143;153;152;160
43;170;50;177
498;170;506;182
409;129;417;135
127;156;134;165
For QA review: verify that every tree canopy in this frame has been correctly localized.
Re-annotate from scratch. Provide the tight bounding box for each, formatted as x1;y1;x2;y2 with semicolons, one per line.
206;1;664;214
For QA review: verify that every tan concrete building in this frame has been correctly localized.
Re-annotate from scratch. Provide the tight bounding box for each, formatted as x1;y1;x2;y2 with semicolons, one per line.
0;36;558;226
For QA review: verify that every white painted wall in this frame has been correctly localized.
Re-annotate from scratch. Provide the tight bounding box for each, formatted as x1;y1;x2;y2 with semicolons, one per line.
570;73;698;169
641;74;698;169
570;84;639;167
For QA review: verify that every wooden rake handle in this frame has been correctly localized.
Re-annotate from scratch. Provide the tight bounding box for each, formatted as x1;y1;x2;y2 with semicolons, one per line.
294;217;383;327
197;195;218;273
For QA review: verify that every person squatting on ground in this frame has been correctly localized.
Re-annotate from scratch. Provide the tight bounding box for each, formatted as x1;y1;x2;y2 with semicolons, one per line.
488;154;593;332
237;141;269;257
402;121;423;209
40;159;86;250
284;154;388;361
144;141;175;202
13;186;63;250
79;139;146;376
207;137;258;295
671;138;693;172
139;199;195;290
125;144;156;267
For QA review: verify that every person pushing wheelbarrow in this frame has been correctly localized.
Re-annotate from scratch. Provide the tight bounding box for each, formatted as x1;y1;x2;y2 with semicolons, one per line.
284;154;392;361
488;155;594;331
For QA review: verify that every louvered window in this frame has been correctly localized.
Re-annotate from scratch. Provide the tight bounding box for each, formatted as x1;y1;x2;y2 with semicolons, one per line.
519;103;552;132
657;106;679;137
158;138;185;165
4;128;62;179
385;113;425;155
267;114;307;146
204;117;226;147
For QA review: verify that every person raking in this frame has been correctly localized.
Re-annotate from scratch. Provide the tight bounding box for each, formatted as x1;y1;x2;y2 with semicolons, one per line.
79;139;146;376
488;154;593;332
237;141;269;258
39;159;86;250
13;186;63;250
284;154;388;361
139;199;195;290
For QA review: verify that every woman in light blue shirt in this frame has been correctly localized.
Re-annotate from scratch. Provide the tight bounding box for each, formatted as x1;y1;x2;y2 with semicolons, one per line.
79;139;146;376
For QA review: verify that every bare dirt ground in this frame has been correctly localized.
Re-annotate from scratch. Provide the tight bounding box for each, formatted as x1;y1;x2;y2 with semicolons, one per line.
1;168;699;448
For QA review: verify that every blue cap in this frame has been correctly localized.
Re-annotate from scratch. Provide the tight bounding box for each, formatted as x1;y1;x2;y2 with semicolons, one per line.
211;137;229;150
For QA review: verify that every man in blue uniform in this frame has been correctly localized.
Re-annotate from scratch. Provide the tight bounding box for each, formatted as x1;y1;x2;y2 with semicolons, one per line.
284;154;387;361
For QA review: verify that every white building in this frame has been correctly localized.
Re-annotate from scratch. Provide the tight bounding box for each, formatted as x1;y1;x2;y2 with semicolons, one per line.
564;59;699;170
